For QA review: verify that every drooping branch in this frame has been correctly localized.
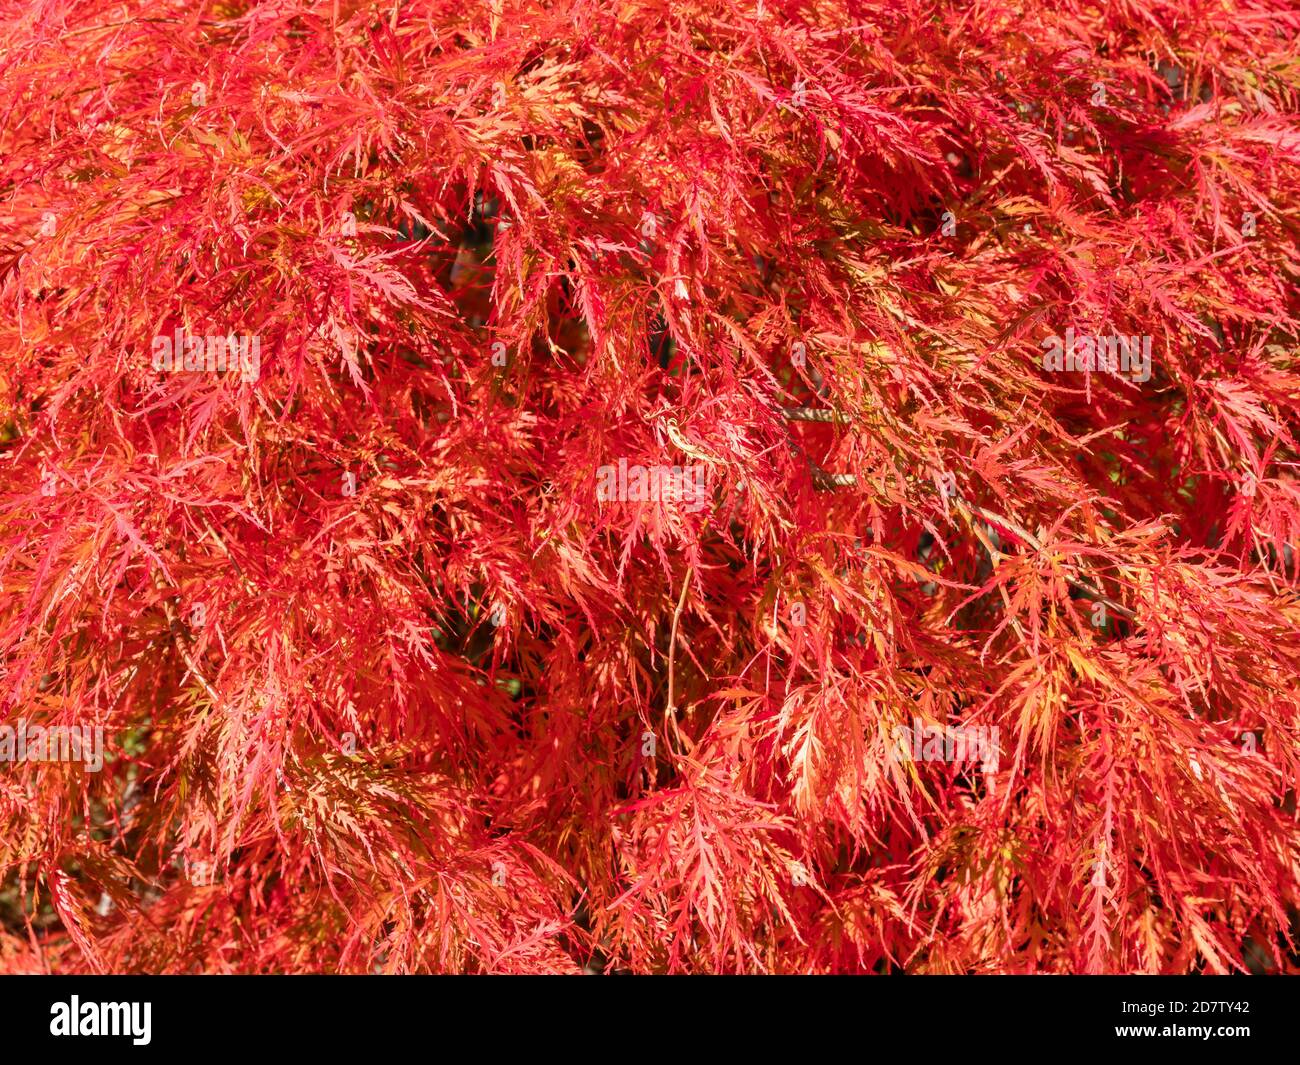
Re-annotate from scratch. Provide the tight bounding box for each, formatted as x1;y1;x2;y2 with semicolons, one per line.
783;407;1139;624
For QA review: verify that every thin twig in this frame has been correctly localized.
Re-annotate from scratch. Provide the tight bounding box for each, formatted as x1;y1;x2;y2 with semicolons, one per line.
666;565;693;749
783;406;849;423
160;599;225;708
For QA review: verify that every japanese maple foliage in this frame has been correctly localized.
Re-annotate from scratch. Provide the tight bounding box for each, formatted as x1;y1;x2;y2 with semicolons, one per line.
1;0;1299;975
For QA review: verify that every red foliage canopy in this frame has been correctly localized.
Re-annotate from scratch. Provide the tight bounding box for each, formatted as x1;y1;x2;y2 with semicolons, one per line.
1;0;1299;974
